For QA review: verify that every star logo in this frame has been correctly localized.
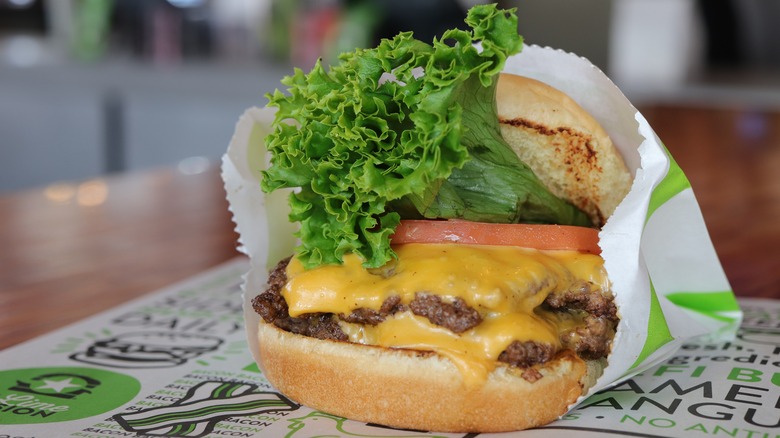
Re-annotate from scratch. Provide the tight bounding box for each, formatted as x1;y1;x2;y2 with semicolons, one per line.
34;377;84;394
10;372;100;399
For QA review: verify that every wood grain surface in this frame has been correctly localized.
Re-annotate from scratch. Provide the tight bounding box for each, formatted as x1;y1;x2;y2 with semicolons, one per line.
0;165;240;350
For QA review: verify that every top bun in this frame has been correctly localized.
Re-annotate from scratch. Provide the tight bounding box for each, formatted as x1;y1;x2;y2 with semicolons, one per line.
497;73;631;226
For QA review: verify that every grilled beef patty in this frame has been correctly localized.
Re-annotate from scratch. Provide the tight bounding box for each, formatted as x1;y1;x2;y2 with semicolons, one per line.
252;256;618;372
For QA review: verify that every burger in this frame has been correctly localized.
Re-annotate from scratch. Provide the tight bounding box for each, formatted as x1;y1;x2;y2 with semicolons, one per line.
248;4;630;433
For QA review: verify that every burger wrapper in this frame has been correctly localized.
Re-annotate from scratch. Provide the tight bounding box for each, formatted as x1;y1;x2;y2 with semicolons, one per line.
221;45;741;413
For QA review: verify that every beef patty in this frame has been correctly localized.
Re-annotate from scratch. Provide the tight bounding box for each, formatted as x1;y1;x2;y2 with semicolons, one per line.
252;256;618;374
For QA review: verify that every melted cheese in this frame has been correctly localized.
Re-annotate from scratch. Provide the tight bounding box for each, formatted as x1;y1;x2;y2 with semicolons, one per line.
282;243;608;384
339;311;562;383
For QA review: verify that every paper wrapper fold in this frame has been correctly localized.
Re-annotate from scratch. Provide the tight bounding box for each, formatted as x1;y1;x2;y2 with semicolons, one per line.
222;45;741;410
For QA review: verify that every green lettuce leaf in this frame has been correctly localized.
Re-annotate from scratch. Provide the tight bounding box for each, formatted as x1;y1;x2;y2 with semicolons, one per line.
261;4;590;269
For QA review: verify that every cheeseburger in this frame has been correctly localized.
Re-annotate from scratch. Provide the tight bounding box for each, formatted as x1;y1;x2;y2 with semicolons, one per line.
250;4;630;433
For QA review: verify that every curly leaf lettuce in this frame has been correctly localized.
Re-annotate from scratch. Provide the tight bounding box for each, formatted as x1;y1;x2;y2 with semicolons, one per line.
262;4;590;269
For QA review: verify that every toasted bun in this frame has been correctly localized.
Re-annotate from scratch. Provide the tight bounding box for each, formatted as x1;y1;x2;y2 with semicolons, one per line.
497;73;631;226
255;321;603;433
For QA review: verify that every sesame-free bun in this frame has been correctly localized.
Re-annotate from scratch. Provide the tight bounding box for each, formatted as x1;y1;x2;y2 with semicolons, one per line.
497;73;631;226
254;321;603;433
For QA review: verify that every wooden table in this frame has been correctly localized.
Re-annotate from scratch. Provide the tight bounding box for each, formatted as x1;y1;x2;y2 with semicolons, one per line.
1;105;779;351
0;165;241;350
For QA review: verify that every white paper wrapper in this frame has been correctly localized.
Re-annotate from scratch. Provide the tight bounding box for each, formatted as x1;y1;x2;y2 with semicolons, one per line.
222;45;741;414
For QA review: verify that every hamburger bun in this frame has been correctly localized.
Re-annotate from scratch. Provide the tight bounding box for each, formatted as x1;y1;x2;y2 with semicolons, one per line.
255;320;604;433
497;73;631;226
250;73;626;432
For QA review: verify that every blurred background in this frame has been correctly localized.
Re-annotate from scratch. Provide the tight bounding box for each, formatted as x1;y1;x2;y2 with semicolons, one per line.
1;0;779;192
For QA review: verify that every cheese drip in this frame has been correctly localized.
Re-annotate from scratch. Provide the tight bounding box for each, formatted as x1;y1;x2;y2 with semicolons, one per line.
282;243;608;383
340;311;563;384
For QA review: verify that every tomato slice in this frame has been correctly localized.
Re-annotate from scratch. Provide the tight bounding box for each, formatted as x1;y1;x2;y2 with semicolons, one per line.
391;220;601;255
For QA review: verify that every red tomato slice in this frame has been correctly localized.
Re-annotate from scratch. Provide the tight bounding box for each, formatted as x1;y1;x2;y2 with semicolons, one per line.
391;220;601;255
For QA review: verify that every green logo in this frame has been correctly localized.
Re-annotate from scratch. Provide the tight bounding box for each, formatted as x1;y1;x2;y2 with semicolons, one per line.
0;366;141;424
114;381;298;437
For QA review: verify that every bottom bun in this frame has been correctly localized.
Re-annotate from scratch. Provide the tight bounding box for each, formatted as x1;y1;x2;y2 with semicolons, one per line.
255;321;604;433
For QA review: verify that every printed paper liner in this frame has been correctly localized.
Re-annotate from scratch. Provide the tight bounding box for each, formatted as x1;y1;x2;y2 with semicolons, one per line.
222;45;741;414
